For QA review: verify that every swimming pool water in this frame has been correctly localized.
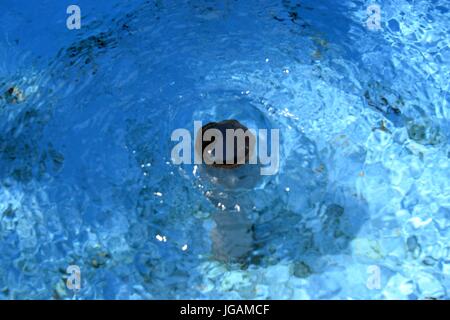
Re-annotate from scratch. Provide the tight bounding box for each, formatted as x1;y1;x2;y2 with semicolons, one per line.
0;0;449;299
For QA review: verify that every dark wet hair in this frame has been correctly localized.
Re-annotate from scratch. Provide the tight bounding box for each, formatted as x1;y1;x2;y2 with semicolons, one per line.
196;120;255;169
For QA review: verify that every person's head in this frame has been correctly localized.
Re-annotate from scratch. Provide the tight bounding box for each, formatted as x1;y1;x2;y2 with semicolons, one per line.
195;119;256;169
194;119;263;192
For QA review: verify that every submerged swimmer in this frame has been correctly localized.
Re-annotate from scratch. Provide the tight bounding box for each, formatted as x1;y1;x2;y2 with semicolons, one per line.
195;120;260;264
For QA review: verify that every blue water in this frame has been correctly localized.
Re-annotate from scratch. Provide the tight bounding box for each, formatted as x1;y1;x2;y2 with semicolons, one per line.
0;0;449;299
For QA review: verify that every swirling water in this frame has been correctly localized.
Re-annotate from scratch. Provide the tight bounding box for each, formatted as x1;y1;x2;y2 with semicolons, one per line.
0;0;449;299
